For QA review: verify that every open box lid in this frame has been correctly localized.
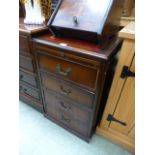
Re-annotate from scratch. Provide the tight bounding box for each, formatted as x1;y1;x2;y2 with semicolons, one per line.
49;0;114;33
48;0;123;44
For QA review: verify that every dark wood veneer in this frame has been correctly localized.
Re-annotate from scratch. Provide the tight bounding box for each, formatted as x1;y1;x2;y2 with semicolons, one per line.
20;69;37;87
40;72;95;108
33;33;122;141
20;94;43;112
48;0;123;44
19;35;30;52
19;55;34;72
19;18;48;111
44;90;91;136
20;81;41;100
37;53;98;90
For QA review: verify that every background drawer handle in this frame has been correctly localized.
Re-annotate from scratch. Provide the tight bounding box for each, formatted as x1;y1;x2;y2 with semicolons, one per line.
20;75;23;80
20;86;23;92
19;86;27;93
56;64;72;76
61;115;71;123
60;101;71;110
60;85;71;95
23;88;27;93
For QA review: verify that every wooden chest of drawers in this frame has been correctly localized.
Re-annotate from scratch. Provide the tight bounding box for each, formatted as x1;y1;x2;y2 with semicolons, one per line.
33;34;122;141
19;18;48;111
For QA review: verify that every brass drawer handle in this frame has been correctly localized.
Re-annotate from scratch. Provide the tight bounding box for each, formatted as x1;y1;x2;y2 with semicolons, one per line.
60;85;71;95
56;64;72;76
60;101;71;110
61;115;71;123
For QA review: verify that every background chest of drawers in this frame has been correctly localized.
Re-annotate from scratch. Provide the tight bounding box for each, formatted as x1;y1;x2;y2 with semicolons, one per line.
32;34;122;141
19;18;48;111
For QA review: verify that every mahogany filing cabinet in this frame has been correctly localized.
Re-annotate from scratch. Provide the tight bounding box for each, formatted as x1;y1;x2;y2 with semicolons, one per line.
32;34;122;141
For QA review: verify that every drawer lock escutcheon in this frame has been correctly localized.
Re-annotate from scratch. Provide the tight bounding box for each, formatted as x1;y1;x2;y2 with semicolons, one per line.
56;64;72;76
107;114;127;126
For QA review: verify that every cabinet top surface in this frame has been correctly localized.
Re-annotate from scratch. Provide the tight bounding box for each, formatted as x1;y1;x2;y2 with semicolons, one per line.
33;33;122;60
51;0;113;33
19;18;48;34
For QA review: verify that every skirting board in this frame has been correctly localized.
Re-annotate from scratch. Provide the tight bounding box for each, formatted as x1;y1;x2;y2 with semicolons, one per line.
96;127;135;153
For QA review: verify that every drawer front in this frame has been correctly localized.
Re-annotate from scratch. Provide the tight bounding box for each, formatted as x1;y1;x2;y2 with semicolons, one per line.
41;72;94;108
20;70;37;87
44;90;90;136
20;93;43;112
38;53;98;90
19;35;29;52
19;83;40;100
19;55;34;72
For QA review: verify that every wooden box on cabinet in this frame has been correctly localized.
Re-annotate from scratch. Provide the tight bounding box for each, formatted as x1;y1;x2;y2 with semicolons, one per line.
32;34;122;141
19;18;48;111
48;0;123;44
97;22;135;152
